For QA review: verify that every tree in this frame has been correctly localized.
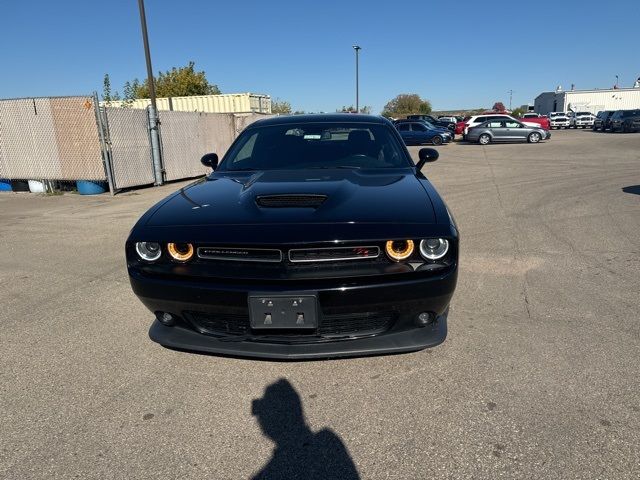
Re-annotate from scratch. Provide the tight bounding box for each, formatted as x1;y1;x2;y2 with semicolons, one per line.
381;94;432;118
122;81;135;108
102;74;112;104
338;105;371;114
492;102;506;112
132;61;220;98
511;107;526;117
271;98;292;115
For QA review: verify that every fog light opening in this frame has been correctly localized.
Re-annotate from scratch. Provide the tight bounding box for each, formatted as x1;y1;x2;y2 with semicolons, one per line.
415;312;434;327
156;311;176;326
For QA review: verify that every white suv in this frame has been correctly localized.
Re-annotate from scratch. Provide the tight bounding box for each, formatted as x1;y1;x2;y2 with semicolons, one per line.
571;111;595;129
463;114;538;135
549;112;570;129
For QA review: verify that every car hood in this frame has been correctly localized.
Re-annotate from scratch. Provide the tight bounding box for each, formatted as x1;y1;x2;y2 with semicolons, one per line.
146;169;436;227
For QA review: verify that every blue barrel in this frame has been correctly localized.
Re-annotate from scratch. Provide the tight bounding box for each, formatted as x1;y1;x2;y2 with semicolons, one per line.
76;180;107;195
0;179;11;192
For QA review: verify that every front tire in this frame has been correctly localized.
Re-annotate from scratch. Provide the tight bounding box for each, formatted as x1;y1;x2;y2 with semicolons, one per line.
528;132;541;143
432;136;443;146
478;133;491;145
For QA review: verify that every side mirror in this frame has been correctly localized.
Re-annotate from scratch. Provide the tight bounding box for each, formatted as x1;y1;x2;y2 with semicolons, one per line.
200;153;218;169
416;148;439;170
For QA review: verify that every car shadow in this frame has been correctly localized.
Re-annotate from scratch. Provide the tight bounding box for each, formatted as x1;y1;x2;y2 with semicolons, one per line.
250;379;360;480
622;185;640;196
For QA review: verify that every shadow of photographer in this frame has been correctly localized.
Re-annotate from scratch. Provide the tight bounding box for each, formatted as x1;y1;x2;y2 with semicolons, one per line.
251;379;360;480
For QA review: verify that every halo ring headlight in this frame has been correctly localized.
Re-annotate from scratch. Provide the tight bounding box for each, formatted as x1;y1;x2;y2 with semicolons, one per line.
419;238;449;261
167;242;194;262
135;242;161;261
385;240;414;262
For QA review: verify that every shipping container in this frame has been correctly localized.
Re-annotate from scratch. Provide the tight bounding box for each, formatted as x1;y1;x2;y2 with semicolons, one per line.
102;93;271;114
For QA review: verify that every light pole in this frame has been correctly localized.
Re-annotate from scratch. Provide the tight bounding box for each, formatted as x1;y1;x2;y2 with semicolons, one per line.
138;0;163;185
508;89;513;110
352;45;361;112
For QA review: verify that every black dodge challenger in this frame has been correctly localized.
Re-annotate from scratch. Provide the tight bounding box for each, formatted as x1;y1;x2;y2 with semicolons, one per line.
126;114;459;359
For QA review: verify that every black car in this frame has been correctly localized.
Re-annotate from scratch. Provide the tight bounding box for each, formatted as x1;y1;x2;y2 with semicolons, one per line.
126;114;459;359
610;109;640;132
406;114;456;132
593;110;615;131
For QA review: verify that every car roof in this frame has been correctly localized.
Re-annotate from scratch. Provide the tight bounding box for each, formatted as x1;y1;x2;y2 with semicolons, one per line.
249;114;389;128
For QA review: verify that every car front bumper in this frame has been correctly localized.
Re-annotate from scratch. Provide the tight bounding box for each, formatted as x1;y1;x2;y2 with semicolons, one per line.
129;267;457;359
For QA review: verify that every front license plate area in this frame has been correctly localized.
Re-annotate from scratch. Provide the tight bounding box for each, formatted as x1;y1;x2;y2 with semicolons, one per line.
248;293;318;329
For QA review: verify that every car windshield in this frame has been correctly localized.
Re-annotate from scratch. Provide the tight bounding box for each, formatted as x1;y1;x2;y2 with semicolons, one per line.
576;112;591;116
219;122;409;171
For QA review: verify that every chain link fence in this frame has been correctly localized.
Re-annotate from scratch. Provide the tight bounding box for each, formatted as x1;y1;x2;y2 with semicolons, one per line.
0;96;104;181
103;107;156;190
0;95;273;194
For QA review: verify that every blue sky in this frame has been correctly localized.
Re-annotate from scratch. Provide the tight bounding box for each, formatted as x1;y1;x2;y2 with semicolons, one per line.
1;0;638;113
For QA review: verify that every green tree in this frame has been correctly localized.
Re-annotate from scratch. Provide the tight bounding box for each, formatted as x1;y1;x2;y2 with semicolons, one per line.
122;81;135;107
381;94;432;118
132;61;220;98
511;107;526;117
102;74;112;104
271;98;292;115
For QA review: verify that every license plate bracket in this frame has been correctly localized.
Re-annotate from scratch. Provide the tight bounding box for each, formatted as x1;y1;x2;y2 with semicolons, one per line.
248;293;318;329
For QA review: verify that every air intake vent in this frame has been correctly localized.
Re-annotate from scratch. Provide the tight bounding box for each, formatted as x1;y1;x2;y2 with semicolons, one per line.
256;194;327;208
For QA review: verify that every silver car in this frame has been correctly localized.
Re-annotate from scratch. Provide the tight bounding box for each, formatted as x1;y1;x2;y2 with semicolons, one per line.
467;119;551;144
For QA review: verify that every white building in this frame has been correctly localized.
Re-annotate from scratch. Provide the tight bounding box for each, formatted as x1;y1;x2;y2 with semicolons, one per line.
534;87;640;115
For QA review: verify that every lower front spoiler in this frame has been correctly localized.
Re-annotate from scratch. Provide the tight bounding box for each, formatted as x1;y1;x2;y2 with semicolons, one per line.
149;311;448;360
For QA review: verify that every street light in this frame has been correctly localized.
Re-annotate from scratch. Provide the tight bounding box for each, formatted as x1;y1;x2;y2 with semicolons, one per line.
352;45;361;112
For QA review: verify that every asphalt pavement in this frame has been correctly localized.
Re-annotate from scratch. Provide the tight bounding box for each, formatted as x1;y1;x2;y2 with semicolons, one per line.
1;129;639;479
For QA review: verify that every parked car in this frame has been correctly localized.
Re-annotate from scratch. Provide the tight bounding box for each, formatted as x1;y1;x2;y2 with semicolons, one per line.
593;111;614;131
395;121;451;145
462;114;541;136
467;119;550;144
455;117;470;135
406;115;456;132
437;116;458;123
515;114;550;130
610;109;640;132
549;112;571;129
126;114;459;359
571;111;595;129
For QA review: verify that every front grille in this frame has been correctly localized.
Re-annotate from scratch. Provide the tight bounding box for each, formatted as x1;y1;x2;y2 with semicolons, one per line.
184;310;250;336
319;311;396;337
256;194;327;208
289;246;380;263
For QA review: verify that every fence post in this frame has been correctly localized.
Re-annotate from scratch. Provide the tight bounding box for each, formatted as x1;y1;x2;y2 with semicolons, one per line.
93;92;116;195
148;105;164;185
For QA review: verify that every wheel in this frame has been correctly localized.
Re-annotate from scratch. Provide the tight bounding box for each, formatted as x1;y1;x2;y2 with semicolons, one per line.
478;133;491;145
527;132;541;143
432;135;443;146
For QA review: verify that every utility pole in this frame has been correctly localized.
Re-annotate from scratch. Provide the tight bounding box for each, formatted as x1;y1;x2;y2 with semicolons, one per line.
508;89;513;110
352;45;361;112
138;0;163;185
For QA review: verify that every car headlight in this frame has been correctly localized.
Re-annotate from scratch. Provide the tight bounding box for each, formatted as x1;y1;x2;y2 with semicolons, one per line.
167;242;194;262
385;240;414;261
135;242;161;261
419;238;449;260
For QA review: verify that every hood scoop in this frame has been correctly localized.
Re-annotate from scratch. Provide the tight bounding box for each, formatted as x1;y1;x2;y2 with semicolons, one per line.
255;194;328;208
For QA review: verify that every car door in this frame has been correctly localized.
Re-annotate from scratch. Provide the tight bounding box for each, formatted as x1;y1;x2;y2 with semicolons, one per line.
504;120;528;141
410;123;429;144
396;123;412;144
485;121;506;140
